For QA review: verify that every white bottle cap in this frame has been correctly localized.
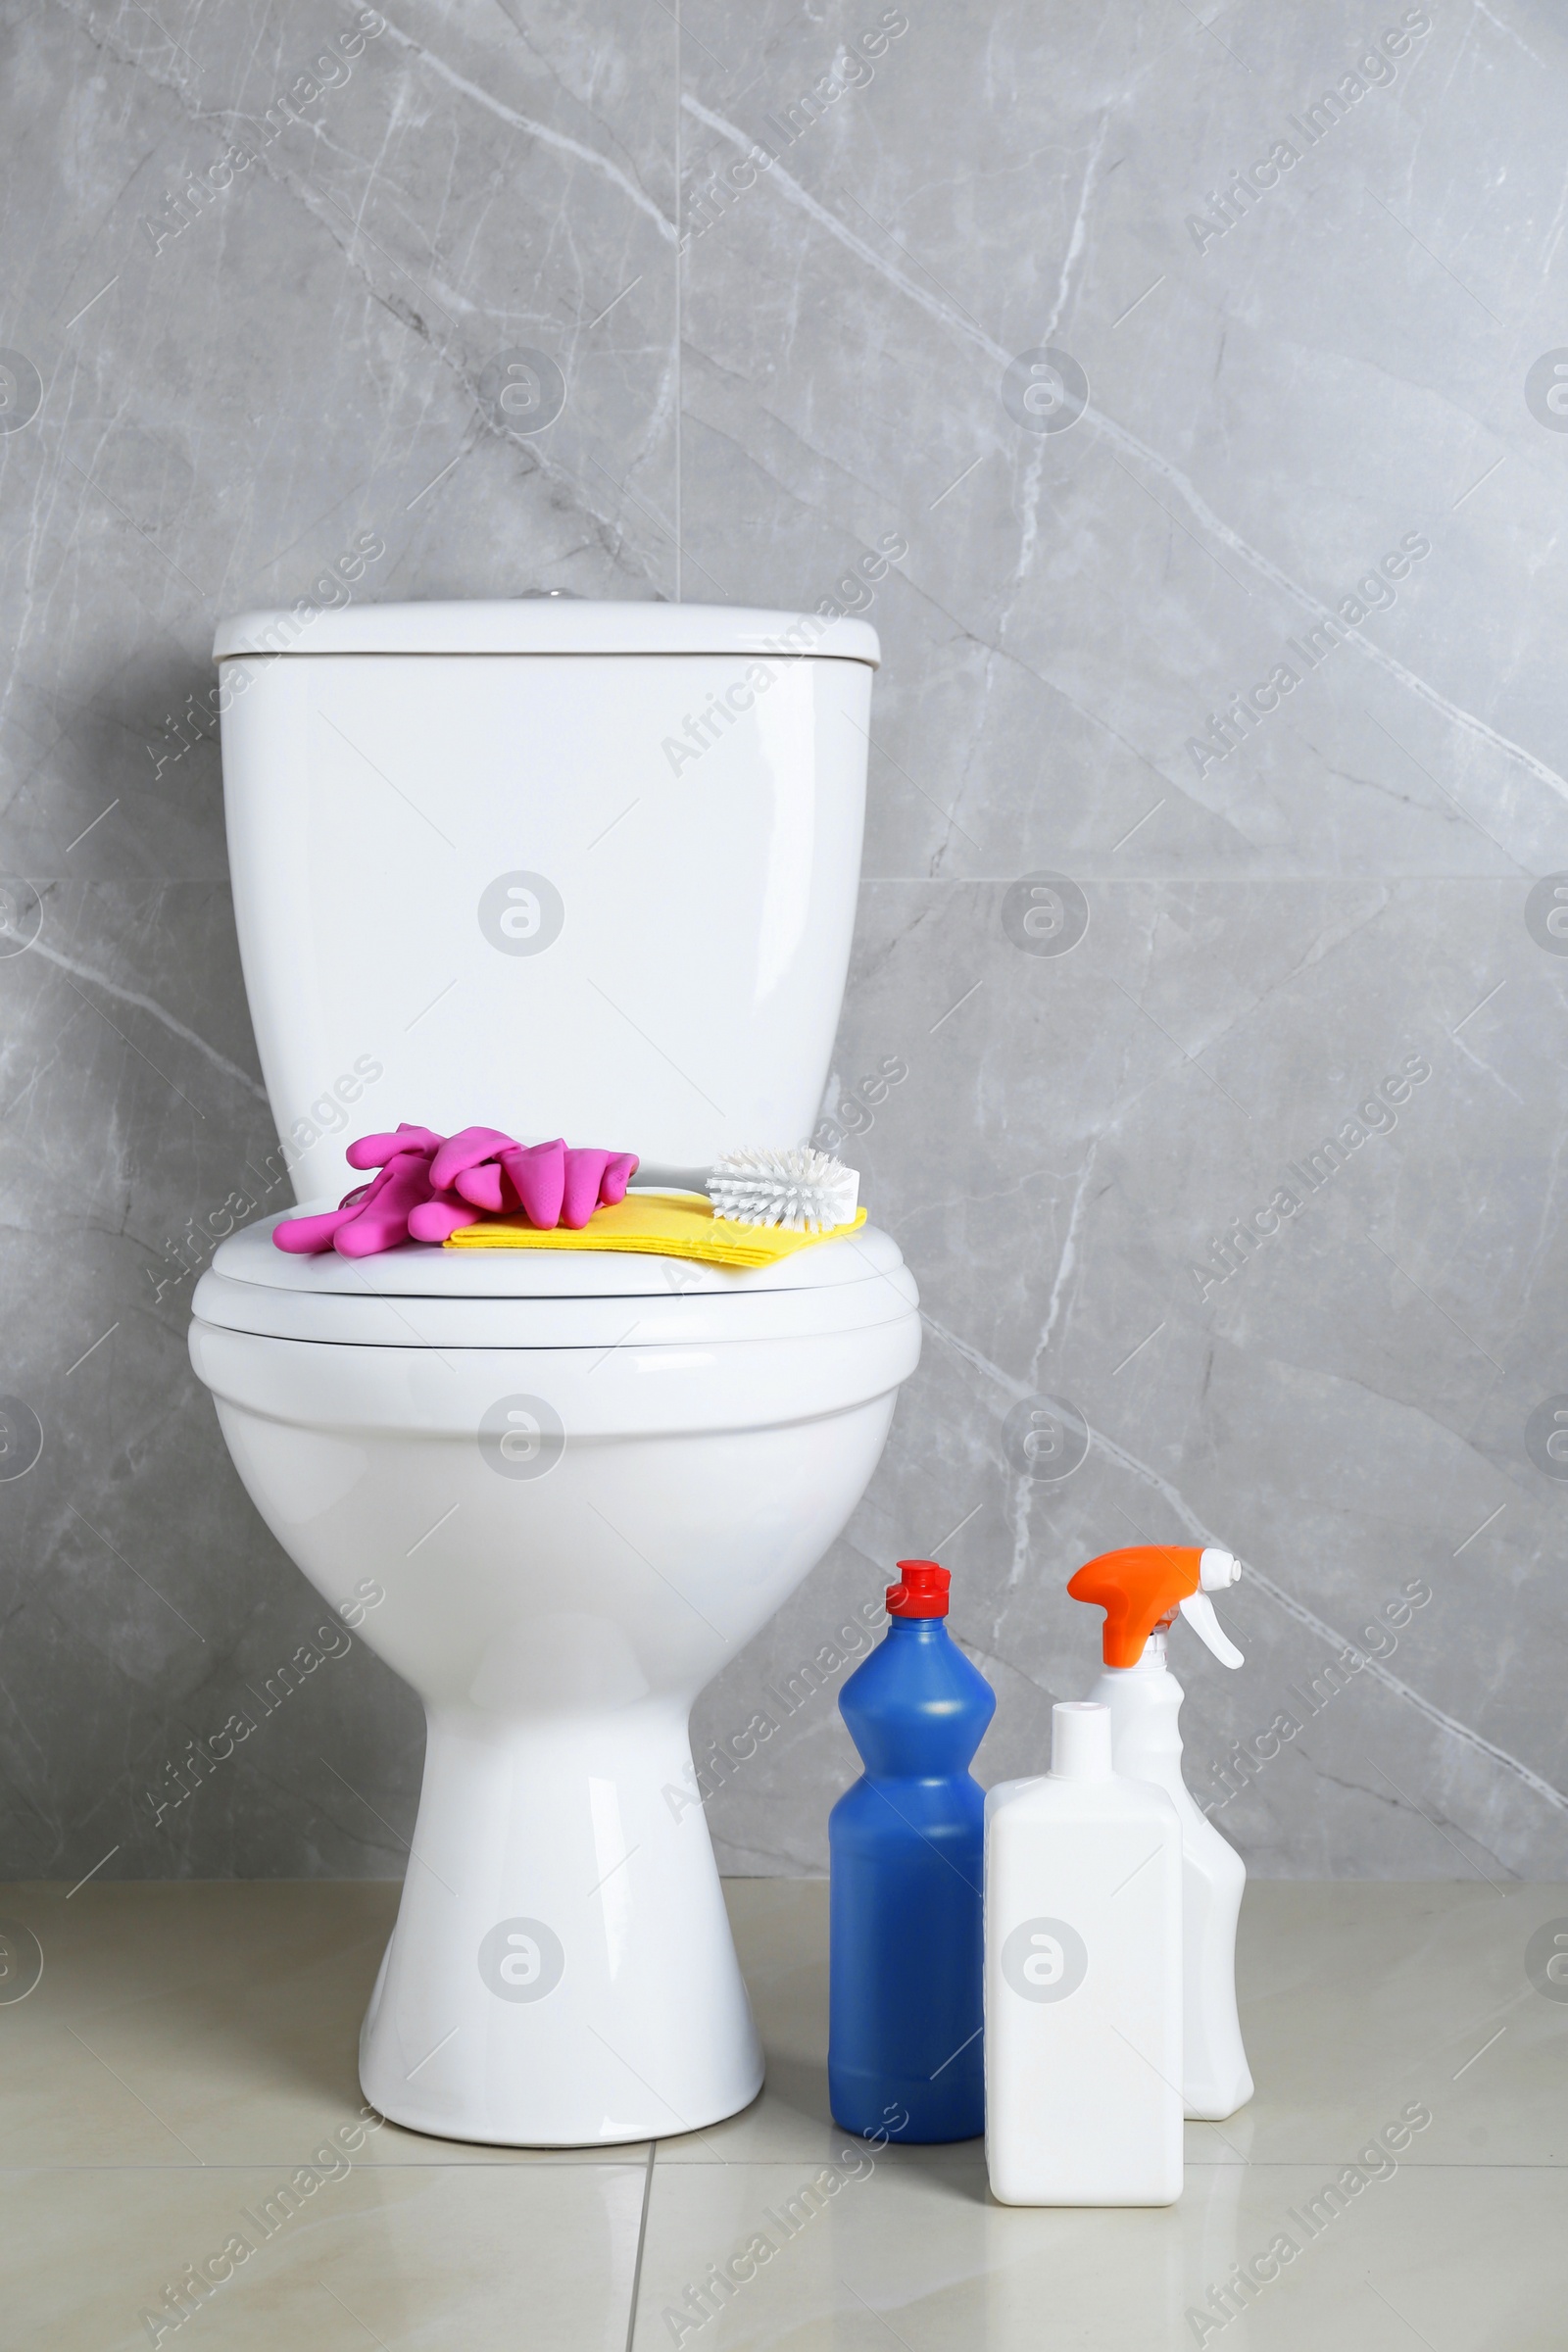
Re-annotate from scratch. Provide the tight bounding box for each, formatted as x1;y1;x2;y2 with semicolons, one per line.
1050;1700;1113;1780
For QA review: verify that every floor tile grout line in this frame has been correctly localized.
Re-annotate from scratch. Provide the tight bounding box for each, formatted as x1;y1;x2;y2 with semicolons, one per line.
624;2138;658;2352
6;2158;1566;2173
604;2154;1568;2170
0;2156;668;2172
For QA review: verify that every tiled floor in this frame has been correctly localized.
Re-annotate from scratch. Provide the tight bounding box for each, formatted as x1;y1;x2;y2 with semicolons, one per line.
2;1877;1565;2347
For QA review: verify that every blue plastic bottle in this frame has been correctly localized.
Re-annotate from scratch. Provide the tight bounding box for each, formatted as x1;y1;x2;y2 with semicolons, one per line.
828;1558;996;2142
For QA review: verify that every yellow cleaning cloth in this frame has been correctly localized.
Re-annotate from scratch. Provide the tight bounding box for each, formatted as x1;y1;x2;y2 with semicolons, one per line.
444;1191;867;1270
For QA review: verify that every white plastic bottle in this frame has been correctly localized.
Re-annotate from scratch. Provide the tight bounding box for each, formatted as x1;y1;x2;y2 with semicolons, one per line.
984;1700;1183;2207
1069;1544;1253;2122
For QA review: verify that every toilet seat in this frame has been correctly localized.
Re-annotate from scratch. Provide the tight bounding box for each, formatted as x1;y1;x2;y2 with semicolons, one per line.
194;1207;917;1349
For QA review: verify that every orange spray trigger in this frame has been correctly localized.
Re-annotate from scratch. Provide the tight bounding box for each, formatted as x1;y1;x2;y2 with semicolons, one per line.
1065;1544;1220;1668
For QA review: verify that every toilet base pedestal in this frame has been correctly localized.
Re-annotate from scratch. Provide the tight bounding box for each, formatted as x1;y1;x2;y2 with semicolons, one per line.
358;1702;761;2146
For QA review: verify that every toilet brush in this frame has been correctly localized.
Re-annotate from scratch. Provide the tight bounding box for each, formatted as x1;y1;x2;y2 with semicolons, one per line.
633;1144;859;1233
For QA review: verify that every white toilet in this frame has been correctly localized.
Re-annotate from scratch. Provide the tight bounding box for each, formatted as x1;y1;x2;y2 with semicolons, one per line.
188;599;921;2147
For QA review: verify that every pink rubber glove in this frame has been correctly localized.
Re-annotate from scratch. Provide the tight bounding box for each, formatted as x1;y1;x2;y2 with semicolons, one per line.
271;1171;388;1255
562;1149;614;1228
333;1150;439;1256
275;1125;442;1256
454;1160;508;1211
406;1198;482;1243
272;1124;640;1254
432;1130;637;1226
494;1142;638;1227
346;1125;446;1172
427;1127;520;1194
498;1138;565;1226
411;1126;519;1238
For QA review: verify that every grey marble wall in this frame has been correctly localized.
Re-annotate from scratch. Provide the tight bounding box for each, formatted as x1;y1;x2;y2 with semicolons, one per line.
2;0;1565;1888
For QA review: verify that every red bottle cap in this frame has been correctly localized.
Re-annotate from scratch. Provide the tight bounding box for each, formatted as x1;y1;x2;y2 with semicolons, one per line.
886;1559;950;1618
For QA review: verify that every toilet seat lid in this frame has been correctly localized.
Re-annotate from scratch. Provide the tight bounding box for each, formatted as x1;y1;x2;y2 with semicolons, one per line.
191;1208;918;1348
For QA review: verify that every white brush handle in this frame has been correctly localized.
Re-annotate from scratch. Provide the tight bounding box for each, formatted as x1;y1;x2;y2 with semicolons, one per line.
626;1162;711;1194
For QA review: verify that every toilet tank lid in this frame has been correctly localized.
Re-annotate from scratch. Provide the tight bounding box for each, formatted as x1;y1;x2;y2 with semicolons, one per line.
212;600;881;664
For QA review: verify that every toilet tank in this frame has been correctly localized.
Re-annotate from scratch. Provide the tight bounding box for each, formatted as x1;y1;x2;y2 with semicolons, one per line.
212;601;878;1200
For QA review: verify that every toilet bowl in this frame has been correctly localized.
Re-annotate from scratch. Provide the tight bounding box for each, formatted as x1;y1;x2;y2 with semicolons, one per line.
189;598;921;2145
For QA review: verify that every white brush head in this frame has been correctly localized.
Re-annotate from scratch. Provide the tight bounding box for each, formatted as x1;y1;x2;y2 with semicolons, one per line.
707;1145;859;1233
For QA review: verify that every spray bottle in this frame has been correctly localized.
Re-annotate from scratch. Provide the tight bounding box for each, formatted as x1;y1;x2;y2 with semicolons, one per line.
1066;1543;1253;2121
